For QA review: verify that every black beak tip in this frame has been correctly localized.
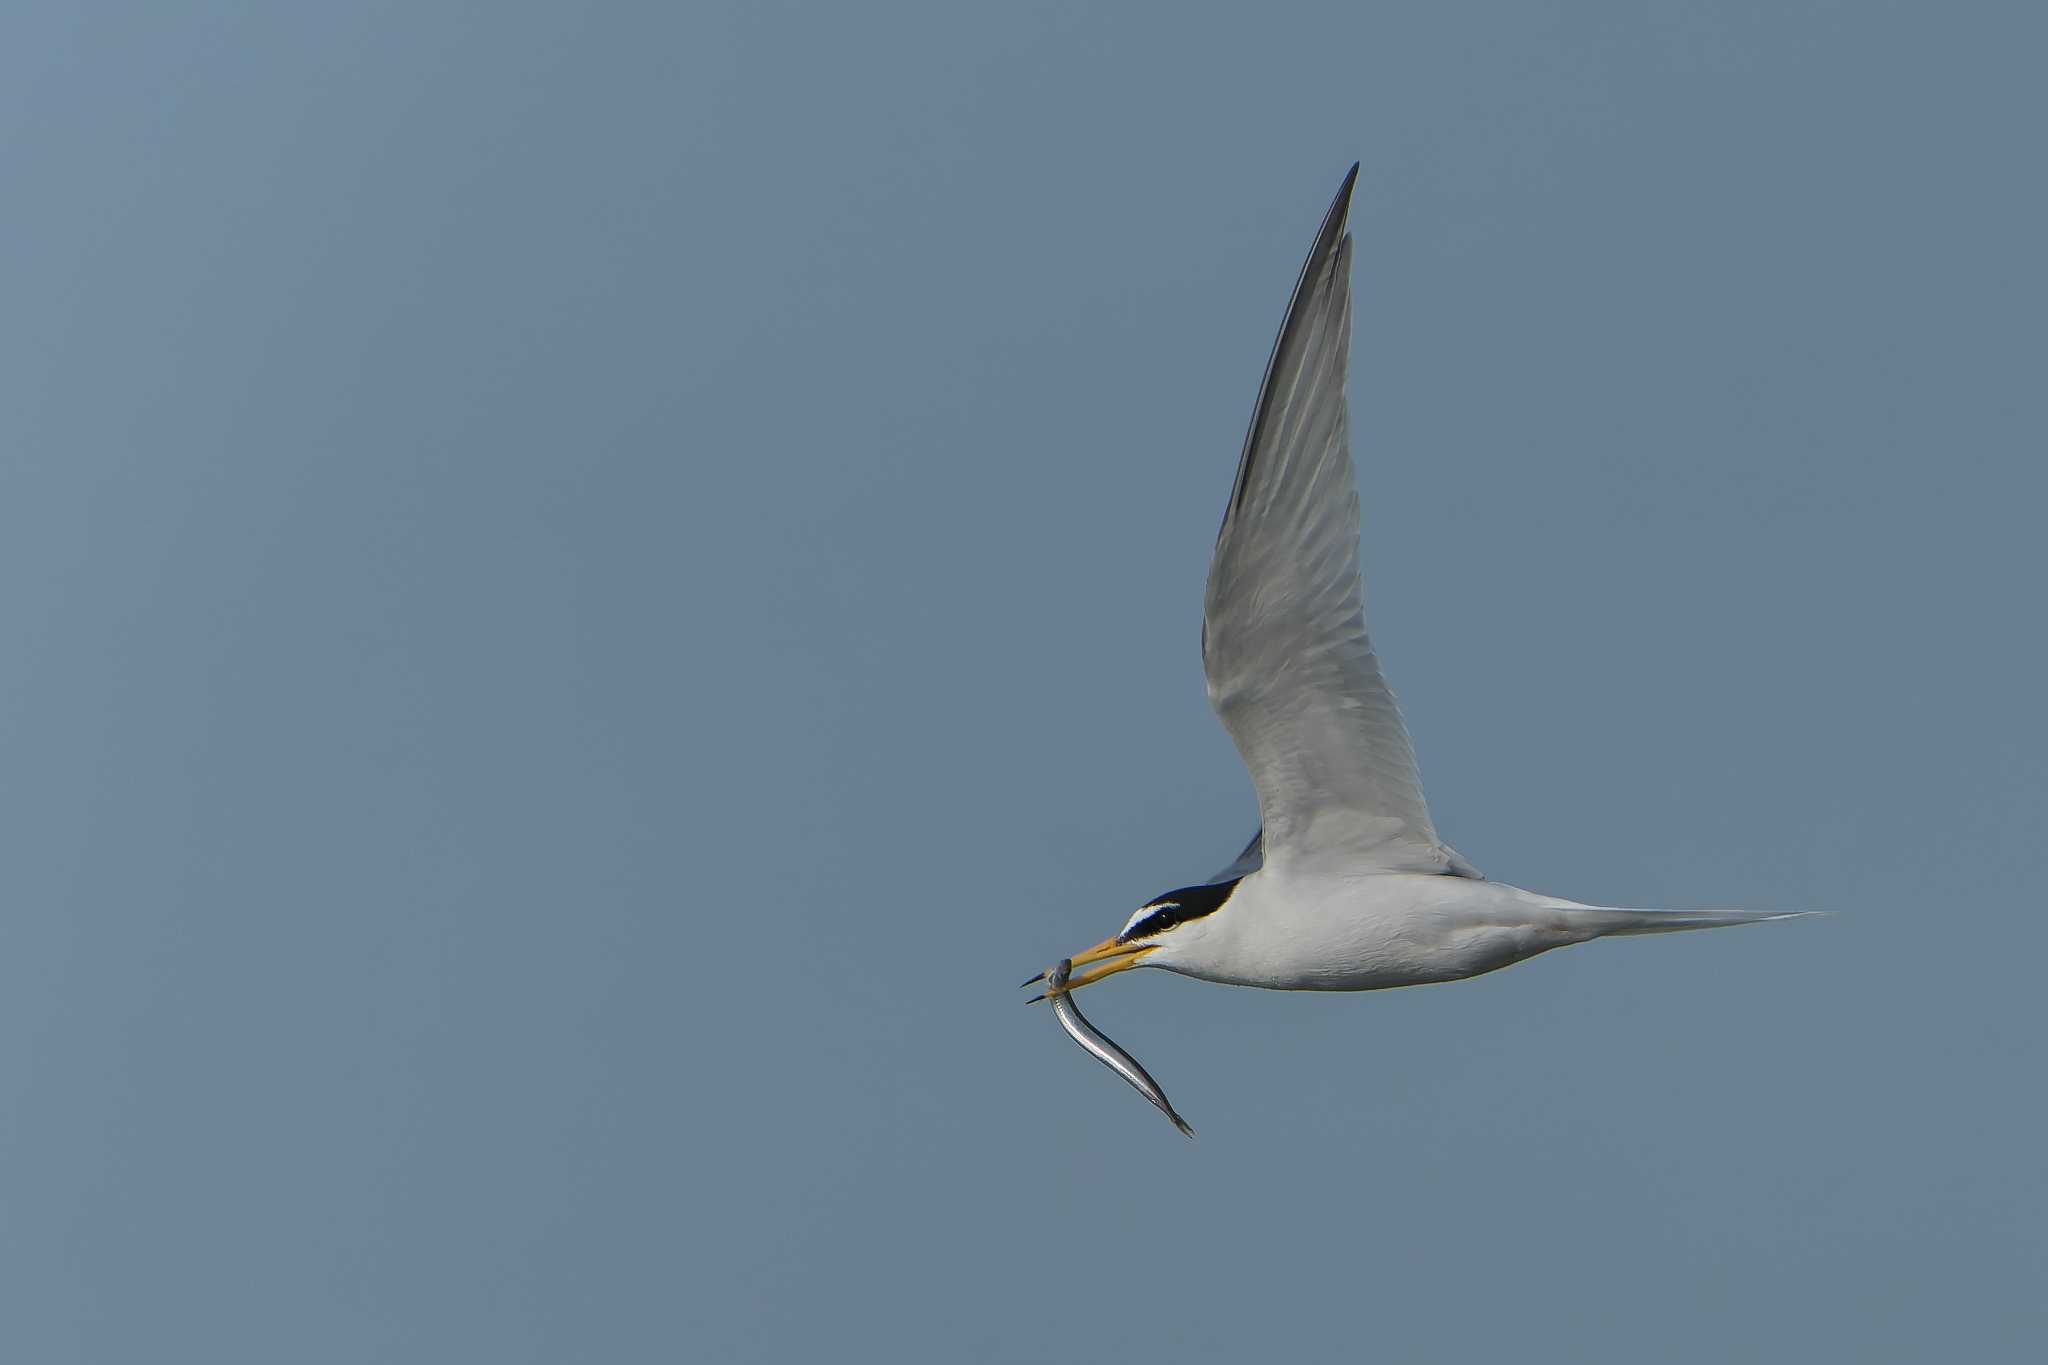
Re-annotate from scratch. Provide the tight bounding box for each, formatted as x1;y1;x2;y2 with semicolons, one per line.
1020;971;1045;988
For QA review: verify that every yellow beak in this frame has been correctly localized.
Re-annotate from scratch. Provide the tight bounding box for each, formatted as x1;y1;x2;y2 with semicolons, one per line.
1024;937;1158;1001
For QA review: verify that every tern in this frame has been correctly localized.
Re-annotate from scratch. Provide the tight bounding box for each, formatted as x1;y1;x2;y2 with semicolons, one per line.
1030;165;1809;1046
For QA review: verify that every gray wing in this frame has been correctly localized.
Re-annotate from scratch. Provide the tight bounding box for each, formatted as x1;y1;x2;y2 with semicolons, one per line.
1203;166;1477;879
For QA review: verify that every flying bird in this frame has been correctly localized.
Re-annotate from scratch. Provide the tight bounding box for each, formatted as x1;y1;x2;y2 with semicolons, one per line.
1029;165;1810;1123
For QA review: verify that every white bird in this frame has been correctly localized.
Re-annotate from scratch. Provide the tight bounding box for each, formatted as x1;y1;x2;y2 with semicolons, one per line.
1030;165;1808;1065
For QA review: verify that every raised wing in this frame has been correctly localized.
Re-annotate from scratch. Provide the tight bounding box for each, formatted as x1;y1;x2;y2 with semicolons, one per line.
1202;166;1476;878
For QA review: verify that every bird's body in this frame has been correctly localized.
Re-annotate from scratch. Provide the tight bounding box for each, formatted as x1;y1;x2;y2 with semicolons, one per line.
1145;869;1795;992
1031;166;1810;1125
1154;872;1581;991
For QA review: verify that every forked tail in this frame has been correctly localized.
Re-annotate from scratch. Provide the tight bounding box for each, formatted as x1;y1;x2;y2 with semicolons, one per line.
1569;908;1820;938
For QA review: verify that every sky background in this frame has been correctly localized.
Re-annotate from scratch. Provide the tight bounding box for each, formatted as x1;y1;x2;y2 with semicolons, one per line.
3;2;2044;1360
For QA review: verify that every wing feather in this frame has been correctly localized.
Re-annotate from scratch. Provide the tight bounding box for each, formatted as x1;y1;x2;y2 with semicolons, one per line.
1203;168;1476;879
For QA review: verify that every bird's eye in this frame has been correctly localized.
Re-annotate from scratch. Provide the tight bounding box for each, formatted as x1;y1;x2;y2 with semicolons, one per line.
1119;902;1179;942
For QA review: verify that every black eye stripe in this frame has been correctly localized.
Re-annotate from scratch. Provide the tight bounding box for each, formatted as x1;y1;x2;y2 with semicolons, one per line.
1117;878;1241;943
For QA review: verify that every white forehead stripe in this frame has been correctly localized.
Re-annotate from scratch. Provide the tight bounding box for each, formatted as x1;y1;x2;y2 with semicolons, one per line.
1121;901;1178;938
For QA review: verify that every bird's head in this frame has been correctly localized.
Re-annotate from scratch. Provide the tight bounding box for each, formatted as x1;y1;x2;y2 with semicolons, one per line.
1027;878;1242;999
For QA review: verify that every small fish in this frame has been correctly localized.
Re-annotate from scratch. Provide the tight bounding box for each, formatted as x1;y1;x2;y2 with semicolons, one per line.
1044;958;1195;1138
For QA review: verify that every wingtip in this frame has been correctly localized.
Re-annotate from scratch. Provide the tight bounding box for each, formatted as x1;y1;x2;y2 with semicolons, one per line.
1335;161;1359;215
1216;162;1364;527
1313;162;1360;257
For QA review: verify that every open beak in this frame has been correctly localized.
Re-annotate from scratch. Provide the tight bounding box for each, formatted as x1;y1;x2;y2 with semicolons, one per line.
1021;937;1158;1002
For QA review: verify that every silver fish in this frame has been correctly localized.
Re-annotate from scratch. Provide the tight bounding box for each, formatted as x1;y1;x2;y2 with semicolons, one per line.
1044;958;1195;1138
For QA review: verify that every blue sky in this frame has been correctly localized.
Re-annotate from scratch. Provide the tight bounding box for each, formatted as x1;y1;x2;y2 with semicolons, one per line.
3;3;2043;1360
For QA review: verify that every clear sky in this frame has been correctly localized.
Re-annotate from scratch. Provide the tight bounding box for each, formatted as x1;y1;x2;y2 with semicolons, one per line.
3;2;2044;1361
